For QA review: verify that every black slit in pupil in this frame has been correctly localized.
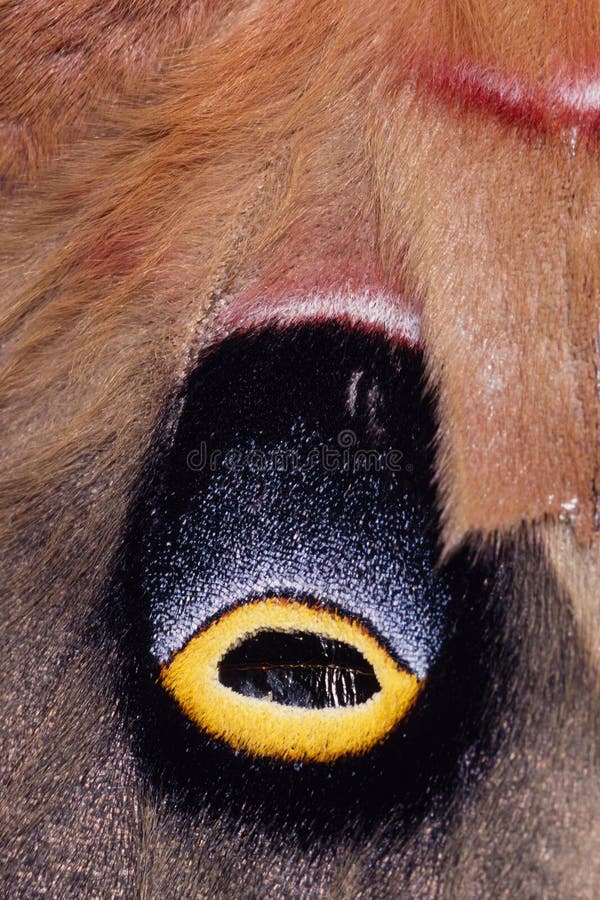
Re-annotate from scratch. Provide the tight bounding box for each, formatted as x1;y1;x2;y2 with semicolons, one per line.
218;630;380;708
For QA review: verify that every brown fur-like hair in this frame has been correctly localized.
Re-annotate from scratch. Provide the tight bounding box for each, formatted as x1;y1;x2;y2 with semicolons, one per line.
2;1;599;895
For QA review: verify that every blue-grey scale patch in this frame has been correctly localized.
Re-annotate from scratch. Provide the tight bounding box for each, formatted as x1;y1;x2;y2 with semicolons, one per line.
143;430;450;680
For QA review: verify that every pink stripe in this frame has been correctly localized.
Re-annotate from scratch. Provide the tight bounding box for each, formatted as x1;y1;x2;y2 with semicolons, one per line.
422;57;600;135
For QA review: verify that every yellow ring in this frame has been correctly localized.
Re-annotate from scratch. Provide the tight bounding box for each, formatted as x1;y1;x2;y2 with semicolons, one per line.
160;598;423;763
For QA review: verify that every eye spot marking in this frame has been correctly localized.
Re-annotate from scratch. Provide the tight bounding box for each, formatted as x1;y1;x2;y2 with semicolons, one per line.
218;630;380;708
160;598;423;764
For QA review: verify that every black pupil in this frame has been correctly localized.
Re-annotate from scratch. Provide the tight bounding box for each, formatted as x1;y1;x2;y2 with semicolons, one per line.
218;630;380;708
